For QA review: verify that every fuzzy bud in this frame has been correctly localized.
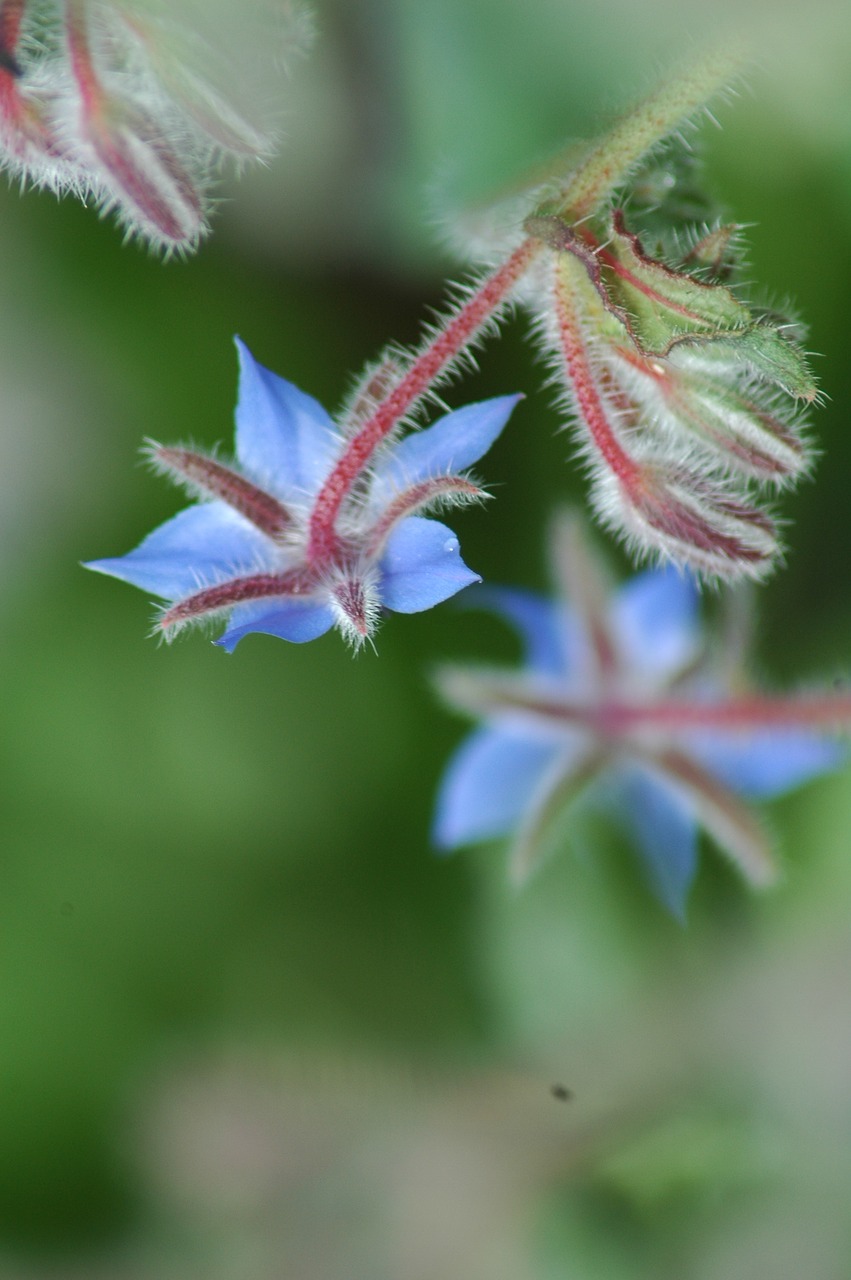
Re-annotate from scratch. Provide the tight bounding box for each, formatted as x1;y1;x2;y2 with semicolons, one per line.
0;0;313;251
500;56;819;581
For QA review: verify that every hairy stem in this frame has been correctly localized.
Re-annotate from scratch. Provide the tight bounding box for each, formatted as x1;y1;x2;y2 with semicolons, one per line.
307;237;541;564
556;46;745;221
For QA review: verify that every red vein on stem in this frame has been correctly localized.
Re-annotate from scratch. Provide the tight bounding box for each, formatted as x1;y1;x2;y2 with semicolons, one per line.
306;238;541;565
552;259;642;490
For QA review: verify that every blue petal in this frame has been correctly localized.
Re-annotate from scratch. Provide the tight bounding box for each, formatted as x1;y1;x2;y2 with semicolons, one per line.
613;766;699;920
469;587;575;677
612;567;700;677
234;338;342;505
685;728;844;799
379;517;480;613
375;395;521;493
433;725;563;850
216;599;335;651
84;503;272;600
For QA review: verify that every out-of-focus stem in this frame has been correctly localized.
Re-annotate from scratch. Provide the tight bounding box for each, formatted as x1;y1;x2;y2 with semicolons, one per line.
446;674;851;737
306;237;541;564
556;46;745;221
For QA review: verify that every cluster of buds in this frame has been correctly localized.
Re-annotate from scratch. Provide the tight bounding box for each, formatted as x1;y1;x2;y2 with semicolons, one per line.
453;50;818;581
0;0;312;251
90;51;826;654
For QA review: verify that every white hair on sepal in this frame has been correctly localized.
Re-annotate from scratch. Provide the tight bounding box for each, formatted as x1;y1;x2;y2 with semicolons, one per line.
603;349;813;489
526;265;785;583
588;454;781;585
0;0;313;251
326;560;383;650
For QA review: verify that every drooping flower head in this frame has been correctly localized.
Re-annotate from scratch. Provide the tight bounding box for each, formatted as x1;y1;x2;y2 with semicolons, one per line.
0;0;313;251
434;513;849;917
447;49;819;582
86;339;521;649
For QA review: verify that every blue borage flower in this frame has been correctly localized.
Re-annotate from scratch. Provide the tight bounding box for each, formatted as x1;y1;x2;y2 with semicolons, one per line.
433;514;847;917
87;339;521;649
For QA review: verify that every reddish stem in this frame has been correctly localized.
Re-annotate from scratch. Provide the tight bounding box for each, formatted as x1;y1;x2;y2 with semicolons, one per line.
0;0;25;136
552;261;642;490
306;238;541;565
340;355;404;434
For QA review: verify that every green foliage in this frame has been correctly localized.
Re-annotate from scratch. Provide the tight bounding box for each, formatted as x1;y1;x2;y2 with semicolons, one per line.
1;3;851;1276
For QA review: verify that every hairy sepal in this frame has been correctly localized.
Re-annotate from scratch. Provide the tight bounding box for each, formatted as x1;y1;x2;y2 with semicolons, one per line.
328;565;382;648
592;457;780;582
607;350;811;485
537;209;818;403
365;475;485;558
147;442;294;539
158;568;311;640
509;748;606;884
646;746;778;886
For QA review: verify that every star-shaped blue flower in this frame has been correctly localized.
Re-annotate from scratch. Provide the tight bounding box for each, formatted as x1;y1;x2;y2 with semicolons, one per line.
87;339;521;648
433;514;845;917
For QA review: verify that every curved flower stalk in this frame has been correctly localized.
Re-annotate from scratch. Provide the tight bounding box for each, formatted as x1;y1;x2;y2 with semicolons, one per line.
433;513;851;917
0;0;312;251
449;50;818;581
86;338;522;649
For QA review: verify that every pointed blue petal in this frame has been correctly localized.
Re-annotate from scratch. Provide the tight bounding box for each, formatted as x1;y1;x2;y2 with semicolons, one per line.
433;725;563;850
614;766;699;920
469;587;576;677
234;338;342;505
685;728;844;799
375;395;521;494
612;567;700;678
216;599;335;651
84;503;272;600
379;517;480;613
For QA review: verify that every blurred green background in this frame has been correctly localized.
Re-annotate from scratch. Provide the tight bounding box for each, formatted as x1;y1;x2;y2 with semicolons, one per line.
1;0;851;1275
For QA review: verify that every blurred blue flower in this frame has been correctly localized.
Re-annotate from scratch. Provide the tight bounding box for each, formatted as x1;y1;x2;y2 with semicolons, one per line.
433;514;845;917
87;339;521;648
